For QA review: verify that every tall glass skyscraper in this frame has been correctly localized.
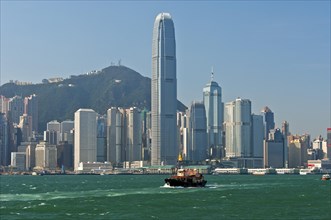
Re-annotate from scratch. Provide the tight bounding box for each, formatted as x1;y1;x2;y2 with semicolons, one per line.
203;75;223;158
261;106;275;139
189;101;207;161
224;98;252;158
151;13;177;165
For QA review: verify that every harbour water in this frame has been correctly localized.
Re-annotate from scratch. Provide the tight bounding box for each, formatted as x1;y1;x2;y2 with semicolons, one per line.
1;174;330;219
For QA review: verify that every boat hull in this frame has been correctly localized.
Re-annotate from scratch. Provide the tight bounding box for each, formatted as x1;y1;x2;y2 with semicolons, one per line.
165;177;207;187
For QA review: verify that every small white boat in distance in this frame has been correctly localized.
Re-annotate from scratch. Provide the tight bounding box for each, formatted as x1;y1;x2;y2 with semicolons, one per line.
321;174;330;180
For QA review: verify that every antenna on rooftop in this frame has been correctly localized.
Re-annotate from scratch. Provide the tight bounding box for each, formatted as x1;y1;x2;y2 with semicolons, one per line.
211;66;214;82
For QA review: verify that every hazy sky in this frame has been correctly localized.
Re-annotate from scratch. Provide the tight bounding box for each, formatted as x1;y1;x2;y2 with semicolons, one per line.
1;1;330;139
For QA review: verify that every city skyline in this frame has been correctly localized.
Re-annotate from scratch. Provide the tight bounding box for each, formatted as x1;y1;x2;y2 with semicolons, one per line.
1;1;330;139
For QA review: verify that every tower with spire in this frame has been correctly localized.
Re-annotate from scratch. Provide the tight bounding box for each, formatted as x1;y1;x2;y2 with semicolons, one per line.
202;67;224;159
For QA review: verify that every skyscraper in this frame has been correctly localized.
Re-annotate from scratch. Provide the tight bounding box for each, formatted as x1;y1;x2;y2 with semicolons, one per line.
151;13;177;165
251;114;264;158
74;109;97;171
327;128;331;159
224;98;252;158
189;101;207;161
261;106;275;139
24;94;38;133
126;107;142;162
203;73;223;158
8;96;24;125
282;121;290;167
107;107;124;165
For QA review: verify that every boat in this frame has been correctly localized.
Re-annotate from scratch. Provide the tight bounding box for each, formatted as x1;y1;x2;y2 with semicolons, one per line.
164;168;207;187
321;174;330;180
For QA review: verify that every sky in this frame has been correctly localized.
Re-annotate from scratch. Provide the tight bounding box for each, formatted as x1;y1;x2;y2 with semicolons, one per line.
1;1;330;139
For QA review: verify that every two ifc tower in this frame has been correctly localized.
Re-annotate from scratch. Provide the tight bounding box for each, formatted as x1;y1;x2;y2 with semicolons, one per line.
151;13;222;166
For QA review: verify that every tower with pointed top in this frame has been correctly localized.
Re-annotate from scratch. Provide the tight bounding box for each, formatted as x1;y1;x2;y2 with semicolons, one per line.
203;69;223;158
151;13;178;165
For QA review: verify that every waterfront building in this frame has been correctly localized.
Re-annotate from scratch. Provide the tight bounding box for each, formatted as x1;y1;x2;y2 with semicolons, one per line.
327;128;331;159
203;72;223;159
25;142;37;170
251;114;264;158
0;113;9;166
312;136;327;159
264;128;284;168
35;141;57;170
151;12;178;165
11;152;26;171
74;109;97;171
126;107;142;162
24;94;38;133
288;134;309;168
282;121;290;167
188;101;207;161
224;98;252;158
77;161;112;173
261;106;275;139
8;96;24;125
56;142;73;169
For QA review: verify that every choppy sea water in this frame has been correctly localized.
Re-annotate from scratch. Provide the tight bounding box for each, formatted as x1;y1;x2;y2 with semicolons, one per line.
0;174;330;219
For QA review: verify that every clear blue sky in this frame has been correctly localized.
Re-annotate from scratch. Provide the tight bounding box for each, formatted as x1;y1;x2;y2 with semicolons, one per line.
1;1;330;139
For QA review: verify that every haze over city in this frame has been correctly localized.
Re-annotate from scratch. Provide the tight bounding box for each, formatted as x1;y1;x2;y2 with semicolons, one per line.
1;1;330;139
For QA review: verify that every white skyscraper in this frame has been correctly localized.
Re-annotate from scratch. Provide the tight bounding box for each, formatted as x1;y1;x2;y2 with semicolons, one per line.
74;109;97;171
203;73;223;158
224;98;252;158
151;13;177;165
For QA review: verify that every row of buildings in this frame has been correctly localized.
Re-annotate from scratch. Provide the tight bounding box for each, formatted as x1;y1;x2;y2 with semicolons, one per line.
1;12;331;172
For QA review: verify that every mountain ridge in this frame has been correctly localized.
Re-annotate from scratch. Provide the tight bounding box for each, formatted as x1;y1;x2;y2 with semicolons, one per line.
0;65;187;132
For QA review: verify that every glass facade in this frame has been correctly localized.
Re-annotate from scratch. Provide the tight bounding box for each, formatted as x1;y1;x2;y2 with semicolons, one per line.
151;13;177;165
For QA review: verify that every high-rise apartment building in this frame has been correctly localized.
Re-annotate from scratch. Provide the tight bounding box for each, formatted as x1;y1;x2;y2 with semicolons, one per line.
203;75;223;158
8;96;24;125
151;13;177;165
224;98;252;158
189;101;207;161
74;109;97;171
24;94;38;133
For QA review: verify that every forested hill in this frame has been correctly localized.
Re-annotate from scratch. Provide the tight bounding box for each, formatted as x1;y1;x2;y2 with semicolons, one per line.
0;65;187;132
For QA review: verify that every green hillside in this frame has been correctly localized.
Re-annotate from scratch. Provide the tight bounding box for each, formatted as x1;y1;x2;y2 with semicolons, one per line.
0;65;187;132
